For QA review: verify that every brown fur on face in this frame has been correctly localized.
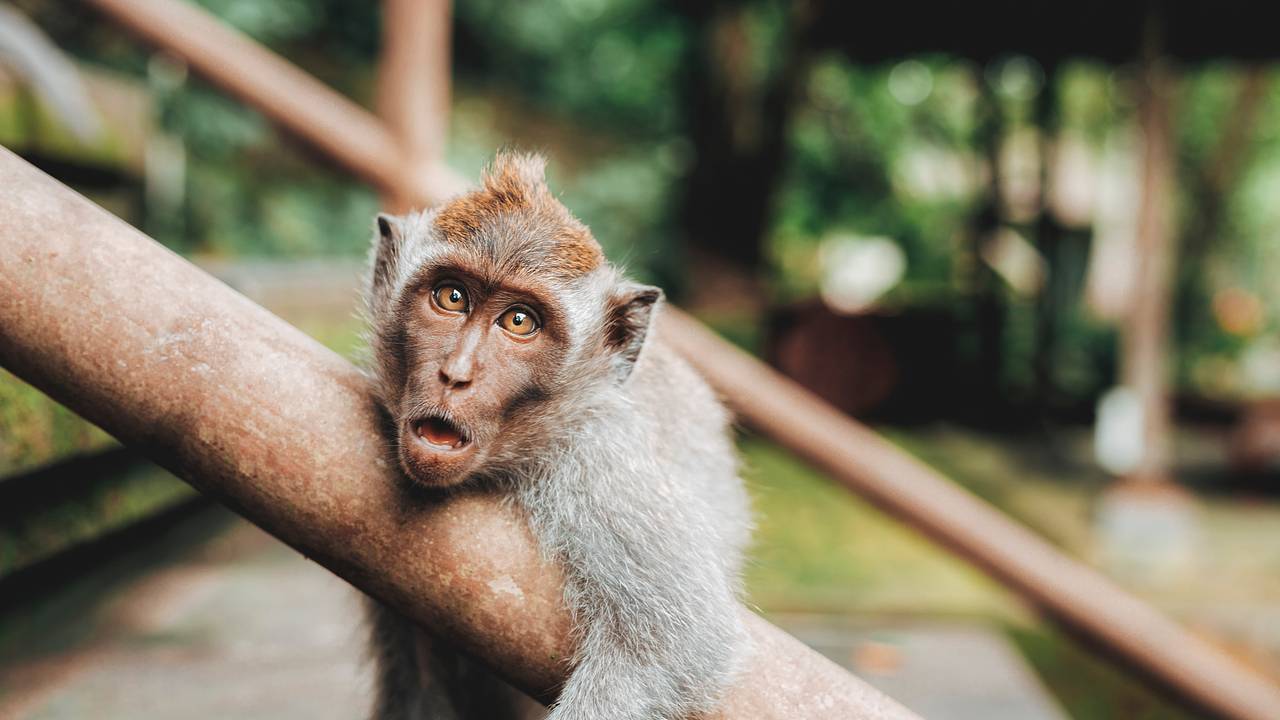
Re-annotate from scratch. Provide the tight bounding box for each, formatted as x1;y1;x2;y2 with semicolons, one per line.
434;153;604;280
390;271;570;488
365;151;657;489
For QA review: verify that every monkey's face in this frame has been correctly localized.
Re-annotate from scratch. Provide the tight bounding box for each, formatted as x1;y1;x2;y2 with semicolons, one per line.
391;268;571;488
369;152;661;488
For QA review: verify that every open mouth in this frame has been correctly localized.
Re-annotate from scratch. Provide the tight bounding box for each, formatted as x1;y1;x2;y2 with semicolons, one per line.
412;415;470;451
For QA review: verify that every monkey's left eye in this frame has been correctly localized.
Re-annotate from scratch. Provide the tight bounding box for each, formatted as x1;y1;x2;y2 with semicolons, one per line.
498;307;540;337
433;284;468;312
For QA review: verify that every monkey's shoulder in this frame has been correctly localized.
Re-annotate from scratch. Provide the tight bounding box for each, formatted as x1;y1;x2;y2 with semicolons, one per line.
624;330;732;438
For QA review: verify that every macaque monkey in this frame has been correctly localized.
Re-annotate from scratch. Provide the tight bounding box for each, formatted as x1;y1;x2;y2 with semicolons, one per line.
363;152;751;720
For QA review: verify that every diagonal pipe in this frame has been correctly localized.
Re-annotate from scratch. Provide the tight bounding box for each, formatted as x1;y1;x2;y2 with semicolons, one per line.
0;147;918;719
82;0;465;207
61;1;1280;716
662;309;1280;720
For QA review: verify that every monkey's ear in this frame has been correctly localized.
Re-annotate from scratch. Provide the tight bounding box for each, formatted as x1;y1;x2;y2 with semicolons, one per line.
604;283;663;382
375;212;405;250
376;213;400;240
372;213;405;290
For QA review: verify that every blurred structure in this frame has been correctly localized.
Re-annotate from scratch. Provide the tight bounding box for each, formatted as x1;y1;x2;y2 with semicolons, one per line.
0;4;101;142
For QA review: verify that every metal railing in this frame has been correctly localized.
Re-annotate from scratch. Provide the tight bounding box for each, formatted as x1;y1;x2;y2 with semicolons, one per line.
0;0;1276;717
0;145;918;719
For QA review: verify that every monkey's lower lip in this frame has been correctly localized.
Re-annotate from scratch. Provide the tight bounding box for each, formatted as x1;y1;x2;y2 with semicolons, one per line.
413;416;469;450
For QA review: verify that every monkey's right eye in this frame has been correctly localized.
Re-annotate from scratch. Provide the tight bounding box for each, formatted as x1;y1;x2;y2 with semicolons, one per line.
432;285;468;313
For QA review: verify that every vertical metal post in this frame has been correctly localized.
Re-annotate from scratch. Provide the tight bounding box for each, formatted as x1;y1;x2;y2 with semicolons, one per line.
377;0;460;212
1121;18;1177;484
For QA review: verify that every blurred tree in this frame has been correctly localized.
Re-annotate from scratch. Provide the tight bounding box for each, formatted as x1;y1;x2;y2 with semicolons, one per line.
674;0;811;277
13;0;1280;417
1173;66;1268;385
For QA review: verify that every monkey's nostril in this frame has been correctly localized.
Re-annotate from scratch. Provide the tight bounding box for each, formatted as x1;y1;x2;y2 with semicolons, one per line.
438;369;471;389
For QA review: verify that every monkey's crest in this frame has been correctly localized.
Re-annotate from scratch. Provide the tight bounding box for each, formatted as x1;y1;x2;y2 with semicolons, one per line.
434;152;605;279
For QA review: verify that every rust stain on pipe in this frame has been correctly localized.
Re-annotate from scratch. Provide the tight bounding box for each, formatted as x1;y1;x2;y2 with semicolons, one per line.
0;148;918;719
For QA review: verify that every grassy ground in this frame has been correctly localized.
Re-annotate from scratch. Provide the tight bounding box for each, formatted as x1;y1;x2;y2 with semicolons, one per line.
741;436;1017;619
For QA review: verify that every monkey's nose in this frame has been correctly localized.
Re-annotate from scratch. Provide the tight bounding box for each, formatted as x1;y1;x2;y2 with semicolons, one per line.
438;368;472;390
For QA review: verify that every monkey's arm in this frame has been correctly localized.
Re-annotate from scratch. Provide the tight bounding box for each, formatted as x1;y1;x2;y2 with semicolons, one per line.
520;450;748;720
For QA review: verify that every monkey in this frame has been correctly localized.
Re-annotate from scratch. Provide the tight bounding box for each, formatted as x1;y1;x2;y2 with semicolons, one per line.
361;151;752;720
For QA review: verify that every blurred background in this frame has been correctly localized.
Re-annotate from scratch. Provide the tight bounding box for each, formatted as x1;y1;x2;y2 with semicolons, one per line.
1;1;1279;718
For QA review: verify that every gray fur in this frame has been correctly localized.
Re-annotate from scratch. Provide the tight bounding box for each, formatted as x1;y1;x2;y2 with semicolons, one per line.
361;156;751;720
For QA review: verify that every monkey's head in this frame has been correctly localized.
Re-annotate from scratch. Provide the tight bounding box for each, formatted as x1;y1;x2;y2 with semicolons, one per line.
365;152;662;488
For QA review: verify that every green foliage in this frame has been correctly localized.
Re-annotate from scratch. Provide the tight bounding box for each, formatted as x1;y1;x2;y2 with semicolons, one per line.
174;152;379;257
556;148;688;283
11;0;1280;415
446;0;701;279
1057;62;1123;146
770;55;981;303
192;0;323;43
456;0;689;136
17;0;1279;401
162;88;269;161
0;370;113;478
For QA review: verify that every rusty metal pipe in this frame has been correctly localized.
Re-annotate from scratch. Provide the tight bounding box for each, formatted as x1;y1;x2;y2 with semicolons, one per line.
82;0;464;207
661;309;1280;720
0;147;917;719
63;1;1280;716
376;0;457;213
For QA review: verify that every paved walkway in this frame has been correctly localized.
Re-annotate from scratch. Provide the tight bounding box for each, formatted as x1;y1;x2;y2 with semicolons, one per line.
779;615;1066;720
0;512;1065;720
1;515;368;720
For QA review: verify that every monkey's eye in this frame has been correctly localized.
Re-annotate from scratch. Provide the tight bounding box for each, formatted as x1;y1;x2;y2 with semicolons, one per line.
498;307;540;337
432;284;468;313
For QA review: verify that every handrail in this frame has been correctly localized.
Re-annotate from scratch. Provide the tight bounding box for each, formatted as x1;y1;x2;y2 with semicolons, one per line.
662;309;1280;720
59;1;1280;717
84;0;466;207
0;146;920;719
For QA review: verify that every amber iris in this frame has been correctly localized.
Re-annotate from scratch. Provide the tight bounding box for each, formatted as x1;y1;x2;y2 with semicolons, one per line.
499;307;539;336
434;284;468;312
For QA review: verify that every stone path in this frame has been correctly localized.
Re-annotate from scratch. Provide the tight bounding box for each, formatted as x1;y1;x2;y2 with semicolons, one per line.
0;512;1066;720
